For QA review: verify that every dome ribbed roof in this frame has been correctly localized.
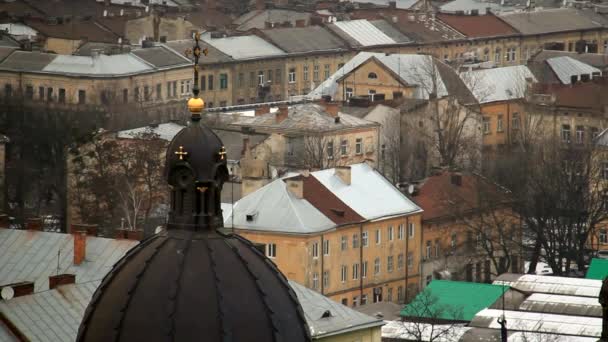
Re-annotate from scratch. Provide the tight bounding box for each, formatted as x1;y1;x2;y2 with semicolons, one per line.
77;230;311;342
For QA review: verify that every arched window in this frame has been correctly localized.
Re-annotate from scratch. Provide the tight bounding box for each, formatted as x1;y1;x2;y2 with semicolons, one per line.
368;72;378;79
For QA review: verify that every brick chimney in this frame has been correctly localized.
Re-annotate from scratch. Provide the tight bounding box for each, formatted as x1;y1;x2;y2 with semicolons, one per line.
335;166;351;185
295;19;306;27
324;102;340;117
285;176;304;199
73;231;86;265
26;217;43;231
0;281;34;298
255;105;270;116
71;223;98;236
276;105;289;123
256;0;265;11
49;274;75;289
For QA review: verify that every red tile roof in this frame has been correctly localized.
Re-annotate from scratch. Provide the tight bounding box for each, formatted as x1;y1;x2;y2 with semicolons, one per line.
436;13;518;38
413;171;509;221
300;175;365;225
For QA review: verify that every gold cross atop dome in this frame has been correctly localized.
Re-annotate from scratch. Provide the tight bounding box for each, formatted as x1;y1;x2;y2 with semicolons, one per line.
218;146;227;160
175;146;188;160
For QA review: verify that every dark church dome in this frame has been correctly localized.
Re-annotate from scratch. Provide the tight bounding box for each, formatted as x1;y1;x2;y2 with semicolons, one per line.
77;36;311;342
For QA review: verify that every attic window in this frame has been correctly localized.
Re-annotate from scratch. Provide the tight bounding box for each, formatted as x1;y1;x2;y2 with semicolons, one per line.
368;72;378;79
246;212;258;222
321;310;332;318
330;208;345;217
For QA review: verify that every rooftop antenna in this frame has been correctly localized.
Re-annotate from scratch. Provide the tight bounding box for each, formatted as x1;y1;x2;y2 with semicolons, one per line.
56;250;60;275
498;279;508;342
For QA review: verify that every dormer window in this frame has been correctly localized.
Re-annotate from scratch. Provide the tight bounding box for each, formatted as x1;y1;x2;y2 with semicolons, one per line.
246;211;258;222
368;72;378;79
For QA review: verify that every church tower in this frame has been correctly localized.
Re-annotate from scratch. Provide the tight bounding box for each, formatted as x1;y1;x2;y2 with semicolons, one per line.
76;35;311;342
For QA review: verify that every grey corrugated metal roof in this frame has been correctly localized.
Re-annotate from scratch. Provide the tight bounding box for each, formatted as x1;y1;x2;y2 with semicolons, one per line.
532;50;608;70
231;103;378;133
0;47;16;63
0;228;137;292
493;273;601;298
519;293;602;317
226;179;336;233
546;56;601;85
117;122;185;141
261;26;349;53
203;34;286;60
369;19;412;43
164;39;234;64
131;45;191;68
42;54;152;76
348;0;421;9
332;20;396;46
0;281;99;342
289;281;384;338
0;50;56;71
499;8;603;35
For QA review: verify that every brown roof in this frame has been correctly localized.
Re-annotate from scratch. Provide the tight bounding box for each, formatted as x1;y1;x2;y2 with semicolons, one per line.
172;8;233;29
0;1;43;17
300;175;365;225
414;171;509;221
536;81;608;111
24;18;120;44
436;13;518;38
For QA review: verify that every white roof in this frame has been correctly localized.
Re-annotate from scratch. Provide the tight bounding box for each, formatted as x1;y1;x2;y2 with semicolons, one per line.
382;320;471;341
333;20;396;46
0;23;38;37
547;56;602;85
42;54;152;76
519;293;602;317
203;35;285;60
347;0;420;9
225;179;336;234
493;274;601;297
471;309;602;337
460;65;536;104
440;0;505;14
313;163;421;220
309;52;448;100
0;228;137;292
117;122;185;141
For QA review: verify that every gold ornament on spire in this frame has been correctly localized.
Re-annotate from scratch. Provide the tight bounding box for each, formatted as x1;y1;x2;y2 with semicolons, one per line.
188;31;205;121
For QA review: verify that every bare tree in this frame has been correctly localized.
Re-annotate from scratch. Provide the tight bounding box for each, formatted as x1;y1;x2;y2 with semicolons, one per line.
400;288;464;342
302;135;341;170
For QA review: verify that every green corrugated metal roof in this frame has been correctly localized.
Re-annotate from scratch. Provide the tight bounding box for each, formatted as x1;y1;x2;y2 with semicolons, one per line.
400;280;508;321
586;258;608;280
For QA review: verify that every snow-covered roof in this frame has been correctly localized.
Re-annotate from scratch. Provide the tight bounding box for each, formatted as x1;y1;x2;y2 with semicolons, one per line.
519;293;602;317
346;0;420;9
470;309;601;337
202;35;285;60
546;56;602;85
117;122;185;141
313;163;422;220
332;20;396;46
493;274;601;298
460;65;536;104
42;54;152;76
309;52;448;100
225;179;336;234
382;320;471;341
0;23;38;37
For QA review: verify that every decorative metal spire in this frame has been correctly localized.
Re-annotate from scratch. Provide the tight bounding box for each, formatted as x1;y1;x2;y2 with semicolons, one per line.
187;32;208;122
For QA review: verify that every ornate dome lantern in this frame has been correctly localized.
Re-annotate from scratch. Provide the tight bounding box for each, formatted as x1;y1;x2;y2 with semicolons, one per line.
76;34;311;342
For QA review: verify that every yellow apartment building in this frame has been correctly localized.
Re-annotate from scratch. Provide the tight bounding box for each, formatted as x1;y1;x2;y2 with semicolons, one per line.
225;163;424;306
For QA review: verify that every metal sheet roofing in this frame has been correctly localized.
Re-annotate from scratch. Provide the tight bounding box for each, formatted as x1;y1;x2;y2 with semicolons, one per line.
203;35;286;60
382;320;471;341
470;308;602;337
0;47;16;63
309;52;449;100
131;45;191;68
234;9;312;31
0;281;99;342
401;280;508;321
493;273;601;297
0;228;137;292
546;56;602;85
289;280;384;338
164;39;234;64
460;65;536;104
42;54;152;75
369;19;412;43
261;26;349;53
499;9;603;35
348;0;420;9
460;328;598;342
0;50;57;71
226;179;336;234
440;0;504;15
519;293;602;317
117;122;185;141
313;163;422;220
586;258;608;279
332;20;396;46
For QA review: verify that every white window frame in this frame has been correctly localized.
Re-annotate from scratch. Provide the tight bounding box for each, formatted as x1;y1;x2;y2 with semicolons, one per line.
398;253;404;269
289;68;296;83
341;235;347;250
341;265;347;283
600;229;608;244
362;231;369;247
323;239;330;256
576;126;585;144
407;252;413;268
483;117;491;134
312;242;319;258
352;263;359;280
266;243;277;258
323;270;329;288
340;140;348;156
387;255;394;273
303;65;308;82
375;229;381;244
258;71;265;86
327;140;334;160
352;234;359;248
497;115;503;132
408;222;415;238
374;257;380;275
388;226;394;241
312;272;319;290
355;138;363;155
398;224;404;240
362;261;368;278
